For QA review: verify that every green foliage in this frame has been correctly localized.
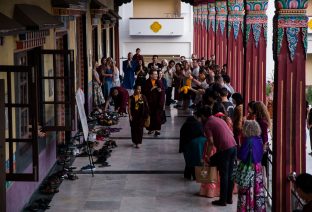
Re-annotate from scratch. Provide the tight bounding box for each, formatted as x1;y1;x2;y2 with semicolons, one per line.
307;86;312;105
266;83;272;97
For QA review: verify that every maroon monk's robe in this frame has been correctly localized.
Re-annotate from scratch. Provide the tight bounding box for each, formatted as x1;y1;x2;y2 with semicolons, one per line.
129;95;149;145
111;87;129;113
144;78;165;131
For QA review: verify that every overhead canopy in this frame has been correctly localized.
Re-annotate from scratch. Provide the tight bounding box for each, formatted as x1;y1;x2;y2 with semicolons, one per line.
109;9;121;19
91;0;108;9
102;12;116;22
115;0;195;7
14;4;63;30
0;13;25;36
51;0;87;9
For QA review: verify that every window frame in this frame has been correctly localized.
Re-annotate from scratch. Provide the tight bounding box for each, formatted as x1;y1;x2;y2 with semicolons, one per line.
0;65;39;181
37;49;75;132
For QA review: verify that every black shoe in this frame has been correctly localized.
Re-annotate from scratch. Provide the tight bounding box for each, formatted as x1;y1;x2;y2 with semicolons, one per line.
148;131;154;135
154;131;160;136
211;200;226;206
227;199;233;204
189;104;196;109
170;99;176;104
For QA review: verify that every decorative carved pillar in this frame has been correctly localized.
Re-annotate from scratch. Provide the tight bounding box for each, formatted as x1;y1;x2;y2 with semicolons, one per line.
207;2;216;59
215;0;228;66
227;0;244;93
244;0;268;106
272;0;308;211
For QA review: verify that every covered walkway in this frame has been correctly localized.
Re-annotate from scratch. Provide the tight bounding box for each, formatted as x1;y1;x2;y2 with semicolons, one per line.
47;108;238;211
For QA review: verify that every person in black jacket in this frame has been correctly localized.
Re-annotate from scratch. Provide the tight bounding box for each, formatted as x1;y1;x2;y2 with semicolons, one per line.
294;173;312;211
307;104;312;156
179;116;204;180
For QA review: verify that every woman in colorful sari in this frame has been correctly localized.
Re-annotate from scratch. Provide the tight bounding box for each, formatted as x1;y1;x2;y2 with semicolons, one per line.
128;85;149;148
93;62;105;111
236;120;266;211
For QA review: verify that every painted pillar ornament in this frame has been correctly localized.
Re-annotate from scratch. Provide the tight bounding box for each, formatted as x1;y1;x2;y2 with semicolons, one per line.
227;0;244;93
272;0;308;211
200;4;206;58
193;5;198;56
198;5;203;58
215;0;228;66
207;2;216;58
202;4;209;59
244;0;268;108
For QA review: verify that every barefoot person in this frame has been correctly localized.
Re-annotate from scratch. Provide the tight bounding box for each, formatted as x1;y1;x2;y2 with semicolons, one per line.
128;85;149;148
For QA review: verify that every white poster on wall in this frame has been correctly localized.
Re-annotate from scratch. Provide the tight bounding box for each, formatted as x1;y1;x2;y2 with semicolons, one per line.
76;88;89;141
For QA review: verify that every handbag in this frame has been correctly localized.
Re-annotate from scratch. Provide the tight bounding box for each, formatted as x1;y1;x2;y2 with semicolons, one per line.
195;165;218;183
235;139;254;187
195;143;218;183
144;115;150;128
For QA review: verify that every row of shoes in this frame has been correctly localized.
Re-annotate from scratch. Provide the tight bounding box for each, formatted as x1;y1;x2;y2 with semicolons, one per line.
80;139;118;171
98;112;119;126
24;198;51;211
25;143;78;208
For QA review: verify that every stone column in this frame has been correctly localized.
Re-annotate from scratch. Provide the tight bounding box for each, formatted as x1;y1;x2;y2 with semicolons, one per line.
272;0;308;211
207;2;216;59
244;0;268;106
215;0;228;66
227;0;244;93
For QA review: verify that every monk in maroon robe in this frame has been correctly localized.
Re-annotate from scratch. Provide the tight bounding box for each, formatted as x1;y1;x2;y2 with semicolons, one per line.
144;70;165;136
105;86;129;115
128;85;149;148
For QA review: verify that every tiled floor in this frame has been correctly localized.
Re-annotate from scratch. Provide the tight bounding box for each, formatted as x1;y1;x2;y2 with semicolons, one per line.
48;107;238;211
48;106;312;212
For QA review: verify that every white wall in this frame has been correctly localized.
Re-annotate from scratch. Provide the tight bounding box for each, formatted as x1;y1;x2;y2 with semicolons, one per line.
266;0;275;81
118;1;193;67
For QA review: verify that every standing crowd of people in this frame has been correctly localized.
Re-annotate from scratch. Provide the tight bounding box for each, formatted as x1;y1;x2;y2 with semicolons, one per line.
177;54;271;211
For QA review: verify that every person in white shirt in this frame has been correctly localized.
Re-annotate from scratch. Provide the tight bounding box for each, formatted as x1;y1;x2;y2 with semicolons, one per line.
223;74;235;95
112;60;120;87
164;60;176;106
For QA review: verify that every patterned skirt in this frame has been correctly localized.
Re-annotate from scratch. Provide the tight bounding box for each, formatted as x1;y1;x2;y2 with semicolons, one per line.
237;163;266;212
93;82;105;107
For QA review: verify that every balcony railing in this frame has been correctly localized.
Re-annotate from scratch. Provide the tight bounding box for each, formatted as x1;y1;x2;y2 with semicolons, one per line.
129;17;184;36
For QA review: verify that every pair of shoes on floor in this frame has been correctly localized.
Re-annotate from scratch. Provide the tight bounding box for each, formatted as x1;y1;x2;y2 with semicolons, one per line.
211;199;233;206
81;164;96;172
154;131;160;136
25;198;51;211
148;131;154;135
189;104;196;109
134;144;140;149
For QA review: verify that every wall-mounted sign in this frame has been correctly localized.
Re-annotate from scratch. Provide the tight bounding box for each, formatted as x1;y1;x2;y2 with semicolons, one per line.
129;18;184;36
150;21;162;33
